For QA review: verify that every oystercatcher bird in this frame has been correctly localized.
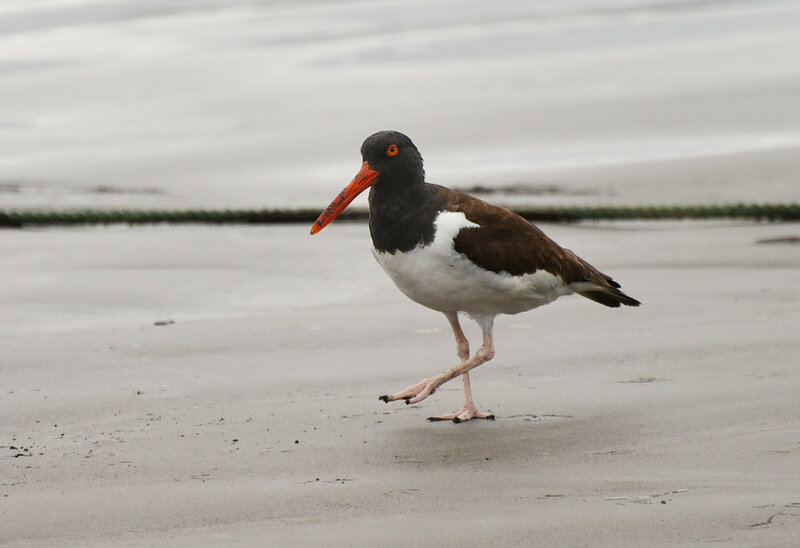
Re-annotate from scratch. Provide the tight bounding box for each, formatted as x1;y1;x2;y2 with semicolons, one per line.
311;131;640;423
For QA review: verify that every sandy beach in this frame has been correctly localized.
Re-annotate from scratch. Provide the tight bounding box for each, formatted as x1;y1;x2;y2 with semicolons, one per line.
2;0;800;545
2;221;799;546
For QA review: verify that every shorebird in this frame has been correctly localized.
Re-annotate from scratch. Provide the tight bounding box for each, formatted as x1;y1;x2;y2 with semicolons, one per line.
311;131;640;422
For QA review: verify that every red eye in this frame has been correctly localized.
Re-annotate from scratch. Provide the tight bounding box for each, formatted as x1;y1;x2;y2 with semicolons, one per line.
386;144;399;157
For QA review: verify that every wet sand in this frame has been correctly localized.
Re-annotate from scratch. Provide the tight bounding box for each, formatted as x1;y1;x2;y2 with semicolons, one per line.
2;221;799;546
2;1;800;210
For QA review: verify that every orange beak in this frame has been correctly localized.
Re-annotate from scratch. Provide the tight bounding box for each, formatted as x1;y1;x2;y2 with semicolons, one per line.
310;161;380;235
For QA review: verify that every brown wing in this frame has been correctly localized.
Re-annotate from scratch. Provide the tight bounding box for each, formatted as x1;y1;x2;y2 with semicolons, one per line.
434;185;640;308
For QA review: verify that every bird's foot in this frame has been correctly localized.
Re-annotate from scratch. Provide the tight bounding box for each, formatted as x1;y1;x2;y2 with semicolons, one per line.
427;404;495;424
379;378;439;405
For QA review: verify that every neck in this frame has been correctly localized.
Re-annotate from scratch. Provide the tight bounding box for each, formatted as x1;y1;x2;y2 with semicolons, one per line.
368;172;425;212
368;180;445;254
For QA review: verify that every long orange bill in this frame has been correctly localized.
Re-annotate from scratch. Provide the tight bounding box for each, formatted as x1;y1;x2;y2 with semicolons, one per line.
310;161;380;234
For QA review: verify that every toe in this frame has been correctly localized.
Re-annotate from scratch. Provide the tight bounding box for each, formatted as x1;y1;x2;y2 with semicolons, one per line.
427;412;458;422
428;405;495;423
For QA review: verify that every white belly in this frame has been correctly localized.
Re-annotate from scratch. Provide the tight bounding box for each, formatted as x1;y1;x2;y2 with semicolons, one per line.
372;211;572;316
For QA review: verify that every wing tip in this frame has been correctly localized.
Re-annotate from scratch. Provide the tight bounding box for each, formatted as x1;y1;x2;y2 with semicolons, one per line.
578;289;641;308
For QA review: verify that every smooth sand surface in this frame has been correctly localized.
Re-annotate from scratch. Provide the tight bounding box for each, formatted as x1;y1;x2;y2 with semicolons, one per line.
2;221;799;546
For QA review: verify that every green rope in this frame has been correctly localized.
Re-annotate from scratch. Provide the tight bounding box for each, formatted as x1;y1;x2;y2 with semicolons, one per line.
1;203;799;228
512;203;800;223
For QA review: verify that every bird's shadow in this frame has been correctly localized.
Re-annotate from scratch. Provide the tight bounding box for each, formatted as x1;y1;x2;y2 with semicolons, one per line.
373;414;606;468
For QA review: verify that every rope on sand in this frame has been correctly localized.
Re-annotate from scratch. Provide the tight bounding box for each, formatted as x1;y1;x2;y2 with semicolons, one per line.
1;203;799;228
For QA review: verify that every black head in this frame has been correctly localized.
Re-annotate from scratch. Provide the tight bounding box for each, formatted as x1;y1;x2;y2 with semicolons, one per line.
310;130;426;235
360;130;424;186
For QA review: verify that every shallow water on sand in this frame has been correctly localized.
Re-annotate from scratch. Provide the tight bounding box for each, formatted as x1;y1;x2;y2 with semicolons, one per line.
1;0;799;209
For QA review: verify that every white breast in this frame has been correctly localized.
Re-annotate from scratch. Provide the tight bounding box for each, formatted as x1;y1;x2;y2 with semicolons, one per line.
372;211;572;317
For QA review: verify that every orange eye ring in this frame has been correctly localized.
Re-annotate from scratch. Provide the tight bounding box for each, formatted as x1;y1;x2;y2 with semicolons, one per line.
386;144;399;157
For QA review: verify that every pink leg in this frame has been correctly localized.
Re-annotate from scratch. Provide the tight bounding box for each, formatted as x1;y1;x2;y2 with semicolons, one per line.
380;314;496;423
446;311;470;362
